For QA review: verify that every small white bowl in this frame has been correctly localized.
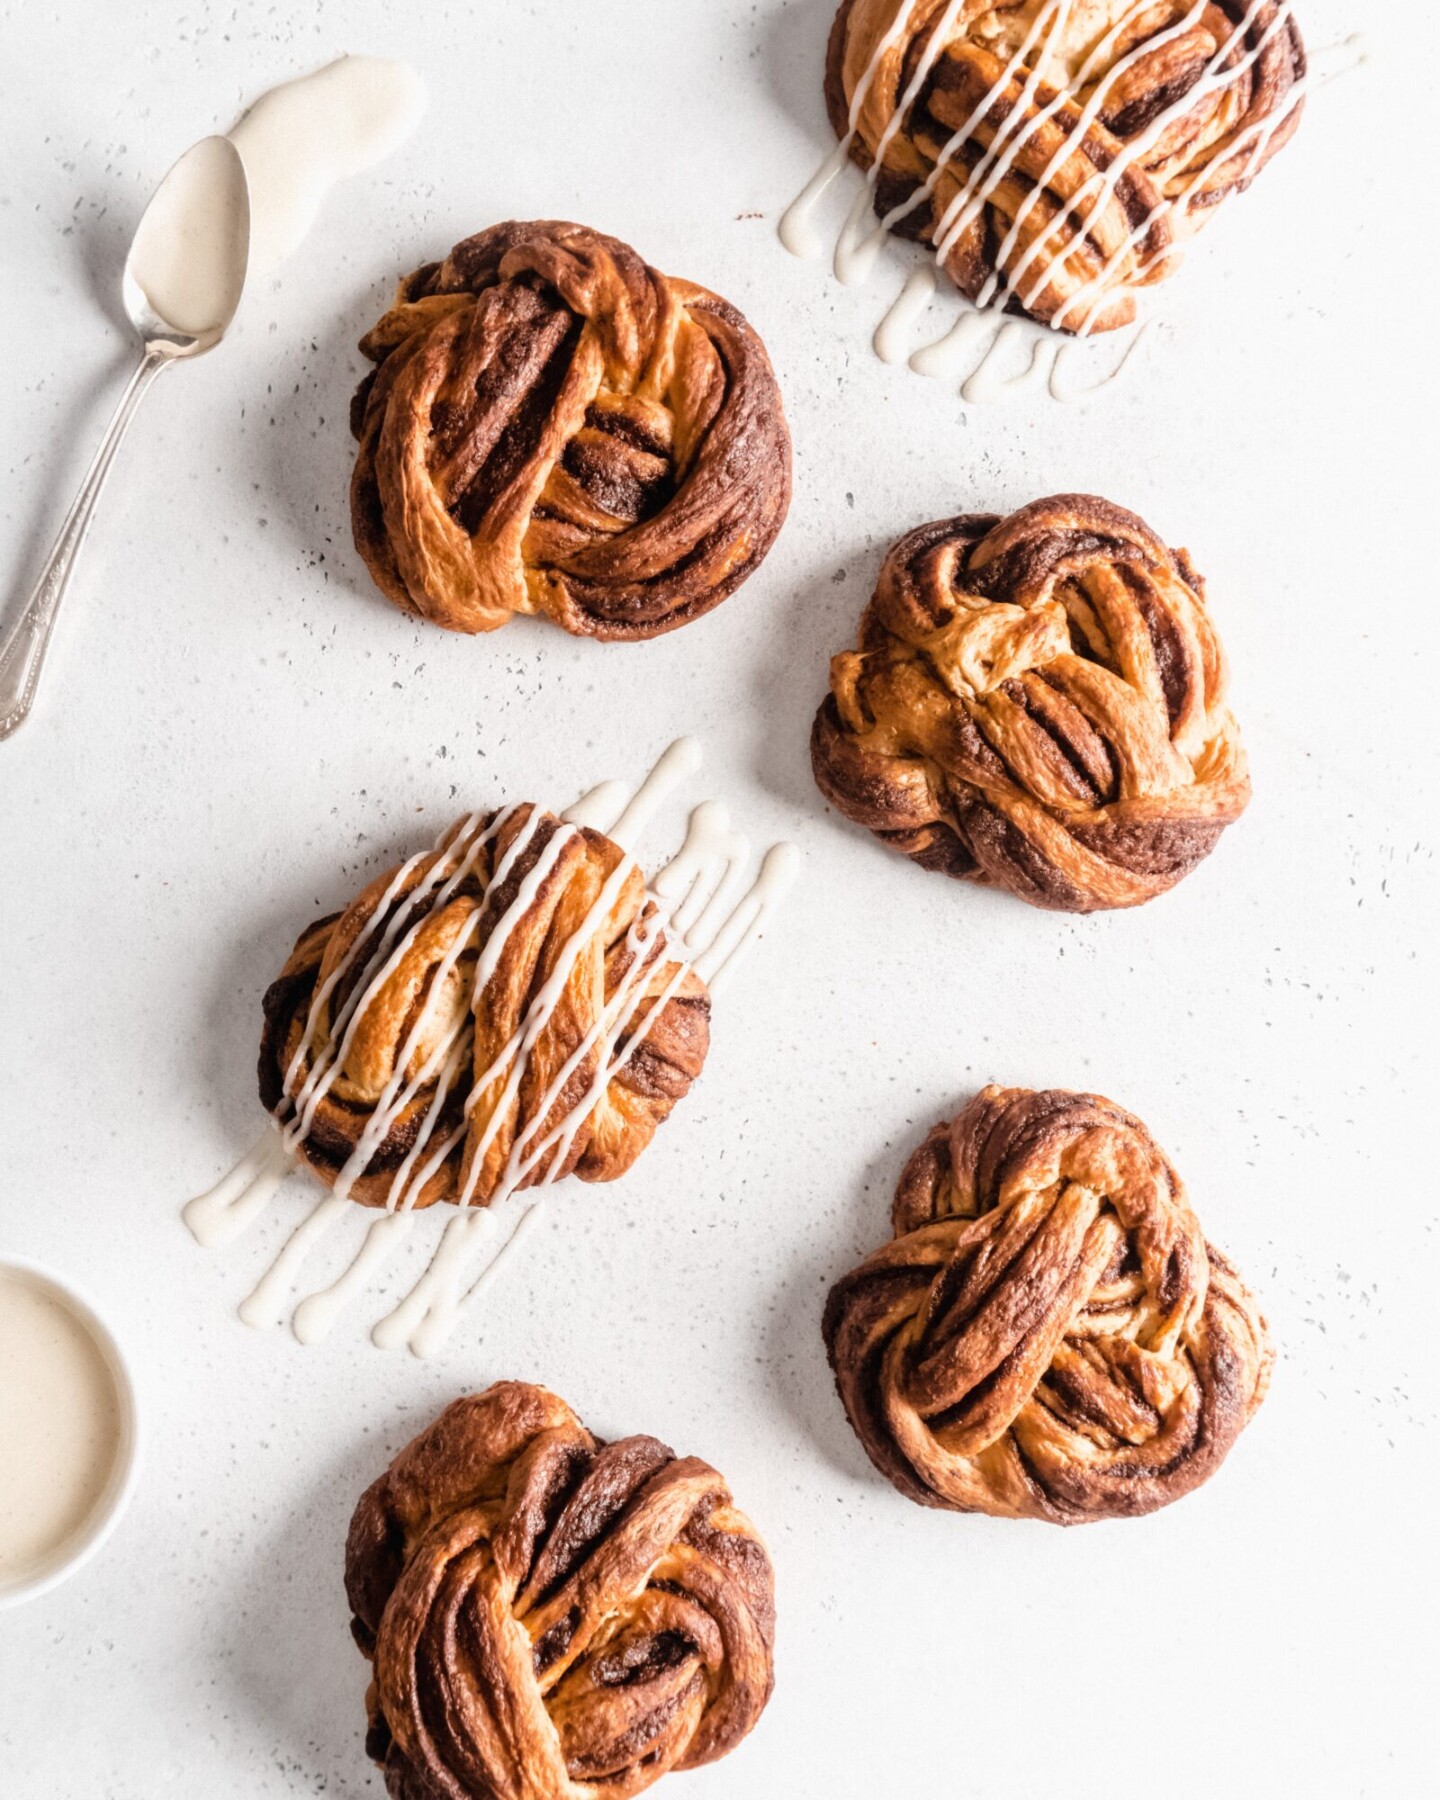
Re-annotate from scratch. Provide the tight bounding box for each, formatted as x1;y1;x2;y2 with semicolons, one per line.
0;1256;142;1608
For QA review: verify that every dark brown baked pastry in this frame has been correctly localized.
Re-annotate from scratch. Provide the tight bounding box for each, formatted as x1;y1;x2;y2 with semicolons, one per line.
823;1085;1272;1523
259;804;709;1210
350;220;791;639
825;0;1306;332
811;494;1249;911
346;1382;776;1798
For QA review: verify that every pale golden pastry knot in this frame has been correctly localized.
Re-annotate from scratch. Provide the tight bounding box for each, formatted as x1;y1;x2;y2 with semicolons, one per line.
825;0;1307;331
350;219;792;640
824;1085;1273;1523
259;805;710;1210
811;493;1250;911
346;1383;776;1799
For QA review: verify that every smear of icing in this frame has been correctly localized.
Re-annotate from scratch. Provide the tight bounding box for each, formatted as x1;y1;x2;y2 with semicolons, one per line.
184;742;798;1357
228;56;427;278
779;1;1366;403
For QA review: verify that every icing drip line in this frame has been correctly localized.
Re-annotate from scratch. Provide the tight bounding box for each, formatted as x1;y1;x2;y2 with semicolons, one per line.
778;1;1364;402
183;741;797;1356
291;1208;414;1347
874;270;1154;401
182;1130;290;1247
777;0;924;259
873;267;938;364
239;1195;349;1330
370;1199;545;1360
606;736;703;847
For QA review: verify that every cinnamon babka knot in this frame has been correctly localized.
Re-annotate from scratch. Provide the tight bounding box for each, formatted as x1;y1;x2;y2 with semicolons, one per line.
825;0;1306;331
350;220;792;639
811;494;1249;911
823;1085;1272;1523
345;1383;776;1799
258;804;709;1210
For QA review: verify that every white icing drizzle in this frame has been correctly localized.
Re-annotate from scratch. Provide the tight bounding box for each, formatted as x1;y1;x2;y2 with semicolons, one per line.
694;844;801;993
561;780;630;832
833;0;973;286
1045;321;1153;403
779;0;1363;402
958;321;1060;404
607;737;703;847
370;1210;493;1354
874;266;939;363
183;743;797;1354
897;284;1154;401
182;1130;290;1247
777;0;929;258
291;1209;414;1346
906;306;997;380
653;800;752;951
238;1195;349;1330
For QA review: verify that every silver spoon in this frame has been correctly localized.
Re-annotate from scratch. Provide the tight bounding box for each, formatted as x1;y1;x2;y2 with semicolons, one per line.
0;135;250;740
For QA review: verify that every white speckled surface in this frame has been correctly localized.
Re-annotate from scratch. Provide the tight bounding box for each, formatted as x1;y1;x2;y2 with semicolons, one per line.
0;2;1434;1795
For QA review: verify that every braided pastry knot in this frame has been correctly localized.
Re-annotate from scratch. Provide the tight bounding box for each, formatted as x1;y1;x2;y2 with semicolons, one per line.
345;1383;776;1799
350;220;792;640
826;0;1306;332
258;805;710;1210
823;1085;1272;1523
811;494;1249;911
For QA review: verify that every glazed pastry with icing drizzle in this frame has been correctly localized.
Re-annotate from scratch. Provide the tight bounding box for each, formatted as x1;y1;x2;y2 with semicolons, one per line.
351;220;792;639
257;803;708;1211
818;0;1307;333
345;1382;775;1798
811;494;1249;912
183;741;799;1356
823;1085;1273;1523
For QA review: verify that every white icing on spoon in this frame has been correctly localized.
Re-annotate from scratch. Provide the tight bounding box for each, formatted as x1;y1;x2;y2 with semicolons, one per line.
184;742;798;1355
127;136;251;336
228;57;428;279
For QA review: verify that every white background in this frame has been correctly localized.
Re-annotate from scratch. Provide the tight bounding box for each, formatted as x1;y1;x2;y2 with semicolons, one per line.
1;2;1435;1795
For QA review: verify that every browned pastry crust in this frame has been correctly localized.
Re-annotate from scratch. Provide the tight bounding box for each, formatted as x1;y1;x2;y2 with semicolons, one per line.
823;1085;1272;1523
258;807;710;1209
345;1383;776;1799
350;220;792;640
811;494;1249;911
824;0;1306;332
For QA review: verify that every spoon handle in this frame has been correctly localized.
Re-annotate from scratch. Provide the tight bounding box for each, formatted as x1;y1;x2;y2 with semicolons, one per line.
0;345;171;741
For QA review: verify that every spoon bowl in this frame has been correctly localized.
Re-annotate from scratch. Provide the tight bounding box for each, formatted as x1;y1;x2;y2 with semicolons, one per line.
123;135;250;352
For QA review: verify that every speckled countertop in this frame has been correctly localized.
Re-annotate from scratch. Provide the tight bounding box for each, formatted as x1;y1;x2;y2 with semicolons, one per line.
0;2;1433;1795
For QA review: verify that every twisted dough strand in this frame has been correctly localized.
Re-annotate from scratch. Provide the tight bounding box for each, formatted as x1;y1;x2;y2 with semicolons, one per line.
259;806;709;1210
346;1383;775;1799
351;220;792;639
811;493;1249;911
824;1085;1272;1523
825;0;1306;331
